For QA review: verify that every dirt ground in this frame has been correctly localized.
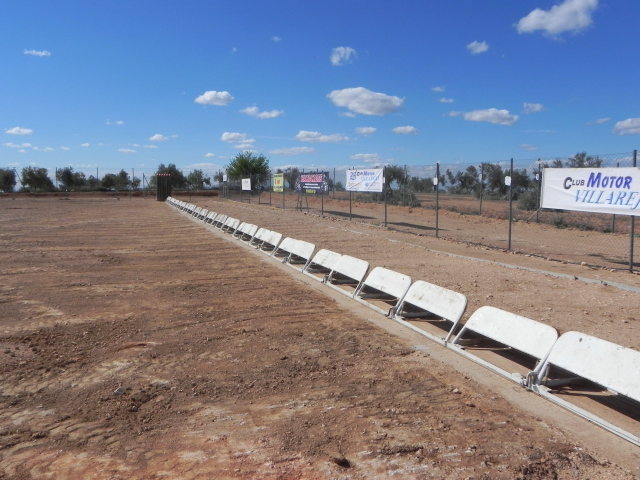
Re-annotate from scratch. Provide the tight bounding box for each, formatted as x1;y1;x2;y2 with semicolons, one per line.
247;191;640;271
1;195;639;479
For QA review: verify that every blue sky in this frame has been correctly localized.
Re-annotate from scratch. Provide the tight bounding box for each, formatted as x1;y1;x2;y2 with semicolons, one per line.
2;0;639;181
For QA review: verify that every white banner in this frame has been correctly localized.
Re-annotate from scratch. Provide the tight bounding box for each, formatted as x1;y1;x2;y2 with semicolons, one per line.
345;168;384;192
541;167;640;216
241;178;251;191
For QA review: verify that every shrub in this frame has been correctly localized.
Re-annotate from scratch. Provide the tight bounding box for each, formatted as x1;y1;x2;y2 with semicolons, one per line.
552;216;567;228
517;190;539;211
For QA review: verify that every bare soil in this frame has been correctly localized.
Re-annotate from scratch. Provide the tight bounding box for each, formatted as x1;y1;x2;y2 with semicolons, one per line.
1;195;639;479
248;191;640;271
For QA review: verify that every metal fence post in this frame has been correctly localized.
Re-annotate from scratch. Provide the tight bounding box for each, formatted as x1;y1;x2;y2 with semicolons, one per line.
435;163;440;238
384;166;388;228
630;150;637;271
536;163;542;223
479;164;483;216
612;162;619;233
508;158;513;251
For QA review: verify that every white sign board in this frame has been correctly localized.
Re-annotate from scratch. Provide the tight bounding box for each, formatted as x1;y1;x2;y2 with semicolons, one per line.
345;168;384;192
541;167;640;216
241;178;251;191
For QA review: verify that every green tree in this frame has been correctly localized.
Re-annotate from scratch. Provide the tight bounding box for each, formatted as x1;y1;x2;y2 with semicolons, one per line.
0;168;17;192
327;178;346;192
511;168;532;190
187;169;210;190
225;152;270;186
551;158;564;168
567;152;603;168
408;176;434;193
447;166;481;194
480;163;507;196
155;163;187;189
283;167;299;191
101;173;117;190
21;167;54;192
86;175;100;190
115;170;131;190
383;165;405;190
56;167;86;190
213;171;225;184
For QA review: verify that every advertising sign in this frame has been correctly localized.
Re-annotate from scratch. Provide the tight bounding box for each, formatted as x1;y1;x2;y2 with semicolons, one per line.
241;178;251;191
295;172;329;194
541;167;640;216
272;173;284;193
346;168;384;192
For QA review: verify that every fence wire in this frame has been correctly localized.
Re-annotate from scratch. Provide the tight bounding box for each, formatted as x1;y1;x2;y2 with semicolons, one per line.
221;152;638;271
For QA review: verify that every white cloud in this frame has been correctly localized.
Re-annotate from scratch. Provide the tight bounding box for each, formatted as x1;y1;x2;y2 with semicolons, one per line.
447;111;462;117
350;153;383;163
516;0;598;36
330;46;357;66
520;144;538;151
205;153;215;158
339;111;357;118
149;134;168;142
194;90;234;106
467;40;489;54
4;142;32;148
269;147;315;155
33;146;54;152
60;146;70;151
5;126;33;135
523;103;544;114
613;118;640;135
272;36;281;42
81;143;90;147
439;98;454;104
118;148;136;153
106;120;125;125
240;106;284;119
355;127;377;136
234;144;256;151
24;49;51;57
327;87;403;116
221;132;254;144
463;108;519;125
143;145;158;149
392;126;418;135
431;86;445;93
587;117;610;125
295;130;349;143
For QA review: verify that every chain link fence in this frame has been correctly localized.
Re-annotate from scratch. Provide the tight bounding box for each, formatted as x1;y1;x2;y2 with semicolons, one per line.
4;151;637;270
222;151;638;271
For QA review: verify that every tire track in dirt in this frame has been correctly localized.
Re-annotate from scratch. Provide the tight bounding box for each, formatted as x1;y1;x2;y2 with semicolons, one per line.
0;197;636;479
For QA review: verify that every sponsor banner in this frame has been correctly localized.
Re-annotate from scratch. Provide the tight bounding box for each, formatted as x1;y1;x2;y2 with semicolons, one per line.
346;168;384;192
272;173;284;193
241;178;251;191
541;167;640;216
295;172;329;194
